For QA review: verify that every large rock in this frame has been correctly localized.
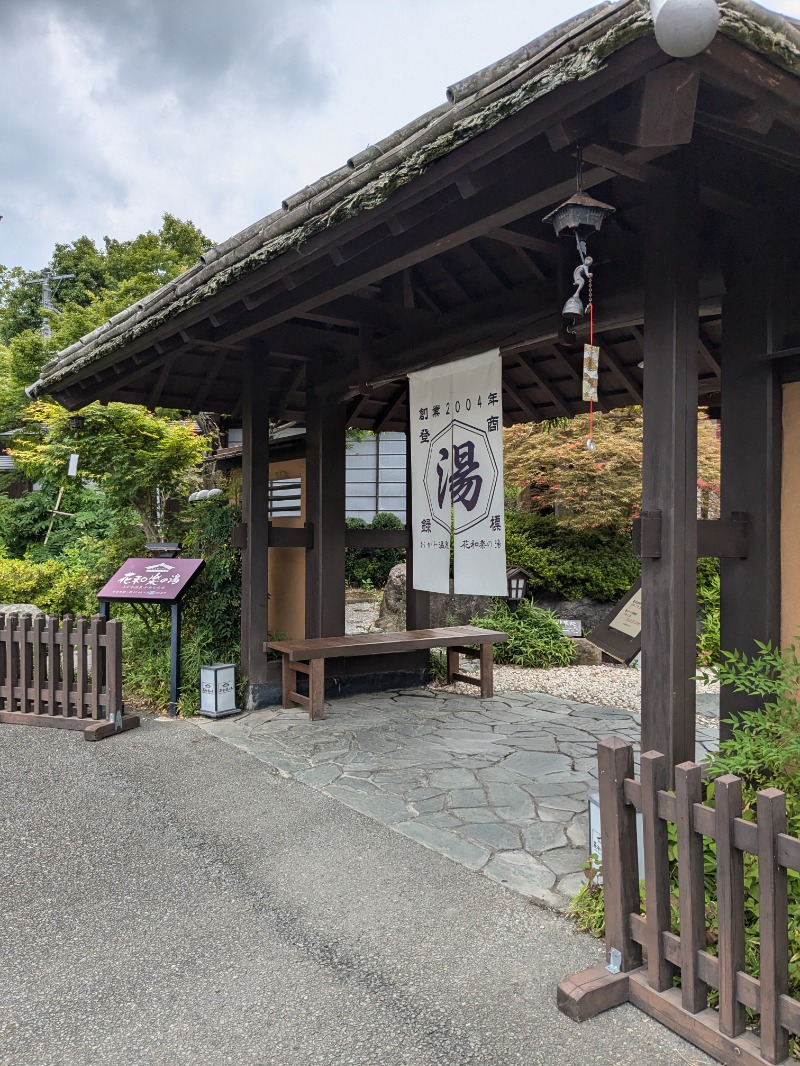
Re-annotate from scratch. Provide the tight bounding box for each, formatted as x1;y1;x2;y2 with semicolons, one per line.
430;585;495;628
377;564;497;631
0;603;44;616
570;637;603;666
377;563;407;631
534;595;616;634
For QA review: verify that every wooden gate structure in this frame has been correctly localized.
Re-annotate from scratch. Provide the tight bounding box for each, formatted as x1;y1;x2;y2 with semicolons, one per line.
558;738;800;1066
19;0;800;1050
0;614;138;741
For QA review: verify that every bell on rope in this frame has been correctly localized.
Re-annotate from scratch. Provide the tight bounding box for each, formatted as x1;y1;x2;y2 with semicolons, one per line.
562;293;586;323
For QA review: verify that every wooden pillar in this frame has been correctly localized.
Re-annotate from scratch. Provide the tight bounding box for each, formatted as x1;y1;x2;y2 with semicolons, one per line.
719;213;781;738
405;388;431;631
305;359;346;637
240;351;271;688
640;159;698;768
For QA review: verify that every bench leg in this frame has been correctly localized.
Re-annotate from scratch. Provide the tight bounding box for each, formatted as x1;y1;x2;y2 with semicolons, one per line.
479;643;494;699
281;656;296;709
309;659;326;721
446;646;459;685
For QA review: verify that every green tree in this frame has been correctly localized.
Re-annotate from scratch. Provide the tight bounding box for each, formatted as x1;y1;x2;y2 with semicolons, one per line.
10;400;205;541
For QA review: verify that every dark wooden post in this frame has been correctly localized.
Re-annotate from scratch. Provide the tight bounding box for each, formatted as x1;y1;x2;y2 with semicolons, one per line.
640;158;699;771
598;737;642;972
639;750;673;992
720;212;781;740
757;787;790;1064
305;358;346;637
240;350;271;692
405;389;431;631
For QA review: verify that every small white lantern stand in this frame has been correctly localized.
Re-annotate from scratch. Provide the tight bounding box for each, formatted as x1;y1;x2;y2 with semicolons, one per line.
199;664;240;718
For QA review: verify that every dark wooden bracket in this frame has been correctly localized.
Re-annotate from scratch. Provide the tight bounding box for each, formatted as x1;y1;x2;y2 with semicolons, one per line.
698;512;749;559
232;522;316;549
632;511;662;558
344;528;410;548
268;523;315;549
633;512;749;560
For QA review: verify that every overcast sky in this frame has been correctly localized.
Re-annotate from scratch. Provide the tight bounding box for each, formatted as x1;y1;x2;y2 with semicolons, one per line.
2;0;799;272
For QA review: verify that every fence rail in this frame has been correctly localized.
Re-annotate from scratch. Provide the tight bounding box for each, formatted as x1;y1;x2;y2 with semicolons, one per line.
558;737;800;1066
0;613;138;741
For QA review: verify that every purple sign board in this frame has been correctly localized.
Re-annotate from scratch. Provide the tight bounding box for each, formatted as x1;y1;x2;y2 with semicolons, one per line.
98;558;205;603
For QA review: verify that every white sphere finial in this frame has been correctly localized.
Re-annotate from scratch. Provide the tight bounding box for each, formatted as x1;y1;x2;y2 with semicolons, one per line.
649;0;720;57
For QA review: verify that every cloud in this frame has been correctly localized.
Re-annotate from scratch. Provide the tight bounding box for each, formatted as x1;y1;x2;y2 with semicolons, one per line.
0;0;331;109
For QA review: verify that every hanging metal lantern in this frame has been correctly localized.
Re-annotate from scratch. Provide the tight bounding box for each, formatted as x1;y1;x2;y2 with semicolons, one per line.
543;146;615;328
68;414;85;433
542;190;616;241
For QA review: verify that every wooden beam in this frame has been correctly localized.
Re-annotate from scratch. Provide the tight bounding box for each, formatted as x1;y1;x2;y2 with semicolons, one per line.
275;363;306;416
600;342;643;405
374;385;407;433
610;62;700;147
465;241;514;292
146;352;178;409
193;349;228;409
485;228;560;255
502;377;543;423
640;156;699;773
518;356;571;418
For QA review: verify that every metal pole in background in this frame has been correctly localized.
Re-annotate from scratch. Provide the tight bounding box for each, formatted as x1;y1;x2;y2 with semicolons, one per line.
169;601;181;717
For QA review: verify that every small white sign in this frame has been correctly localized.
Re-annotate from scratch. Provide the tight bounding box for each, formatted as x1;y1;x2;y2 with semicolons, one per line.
609;588;642;638
559;619;582;637
67;452;79;477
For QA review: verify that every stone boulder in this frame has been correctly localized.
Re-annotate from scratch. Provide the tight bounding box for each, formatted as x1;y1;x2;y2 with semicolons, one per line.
377;564;497;631
570;637;603;666
377;563;407;631
534;595;615;635
0;603;44;617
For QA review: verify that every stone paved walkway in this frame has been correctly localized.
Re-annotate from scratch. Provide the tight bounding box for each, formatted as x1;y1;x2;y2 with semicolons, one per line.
196;688;718;910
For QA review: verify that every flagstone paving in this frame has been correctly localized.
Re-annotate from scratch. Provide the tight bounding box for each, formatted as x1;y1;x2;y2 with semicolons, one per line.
197;688;717;910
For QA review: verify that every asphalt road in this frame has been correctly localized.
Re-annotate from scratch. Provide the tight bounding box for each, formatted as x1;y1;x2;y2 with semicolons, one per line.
0;716;712;1066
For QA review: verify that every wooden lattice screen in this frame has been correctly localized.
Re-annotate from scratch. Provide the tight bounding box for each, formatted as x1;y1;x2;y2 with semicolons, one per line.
559;738;800;1066
0;613;138;741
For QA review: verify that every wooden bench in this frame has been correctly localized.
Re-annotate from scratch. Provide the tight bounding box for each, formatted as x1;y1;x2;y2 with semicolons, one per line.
265;626;508;721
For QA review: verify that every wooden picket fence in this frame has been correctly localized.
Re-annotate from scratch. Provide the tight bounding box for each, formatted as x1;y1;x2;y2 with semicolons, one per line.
0;613;138;741
558;737;800;1066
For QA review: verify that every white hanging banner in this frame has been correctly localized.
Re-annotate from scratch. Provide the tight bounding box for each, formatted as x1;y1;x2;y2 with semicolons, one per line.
408;349;507;596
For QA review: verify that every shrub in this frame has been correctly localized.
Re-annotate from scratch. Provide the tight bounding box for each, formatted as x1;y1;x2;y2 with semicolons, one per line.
697;560;720;668
470;598;574;668
0;557;95;616
503;512;640;602
345;511;405;589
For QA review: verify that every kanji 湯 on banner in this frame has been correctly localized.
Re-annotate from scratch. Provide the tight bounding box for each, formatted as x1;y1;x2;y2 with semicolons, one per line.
408;350;506;596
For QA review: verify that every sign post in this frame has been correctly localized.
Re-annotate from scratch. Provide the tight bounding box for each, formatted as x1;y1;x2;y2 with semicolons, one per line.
97;558;205;717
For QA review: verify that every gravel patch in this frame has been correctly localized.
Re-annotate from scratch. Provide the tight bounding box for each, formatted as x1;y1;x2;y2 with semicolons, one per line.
432;662;720;715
